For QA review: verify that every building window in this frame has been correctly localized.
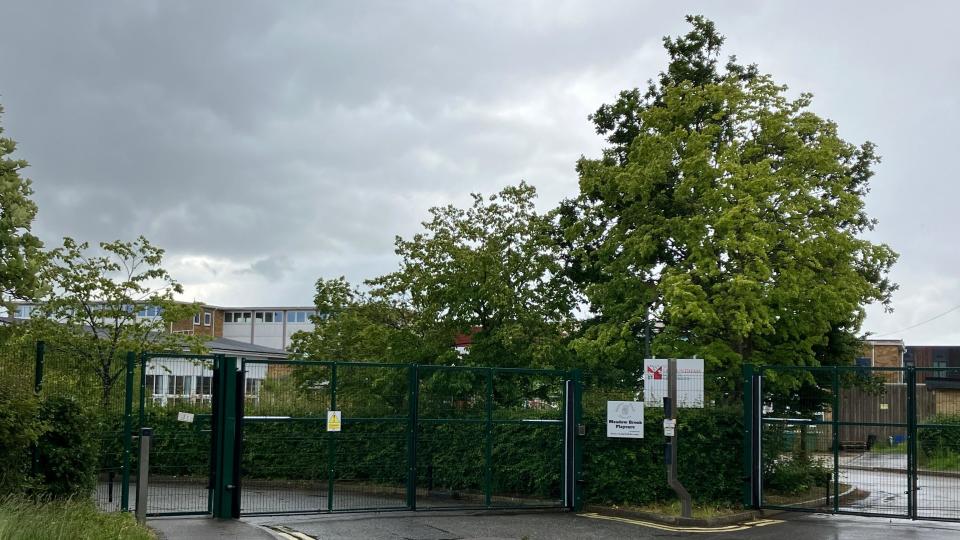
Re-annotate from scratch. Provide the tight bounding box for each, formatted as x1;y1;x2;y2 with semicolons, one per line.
245;378;261;396
225;311;251;323
193;313;201;325
195;376;213;395
144;375;162;395
204;312;212;326
934;352;948;378
137;306;162;317
255;311;283;323
168;375;187;395
287;311;309;323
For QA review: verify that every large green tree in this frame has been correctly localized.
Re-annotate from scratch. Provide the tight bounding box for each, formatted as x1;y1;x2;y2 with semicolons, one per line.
0;104;45;316
369;182;577;369
562;16;898;390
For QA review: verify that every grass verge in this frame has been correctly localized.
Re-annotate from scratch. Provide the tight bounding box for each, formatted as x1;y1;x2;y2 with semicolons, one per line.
920;452;960;471
0;497;154;540
616;500;745;519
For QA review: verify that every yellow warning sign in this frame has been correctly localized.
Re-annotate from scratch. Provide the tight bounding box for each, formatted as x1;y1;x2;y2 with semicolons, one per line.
327;410;342;432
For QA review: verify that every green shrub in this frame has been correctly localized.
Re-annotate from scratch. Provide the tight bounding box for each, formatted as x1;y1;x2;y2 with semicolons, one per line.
764;455;829;495
0;388;44;494
918;414;960;459
34;396;99;499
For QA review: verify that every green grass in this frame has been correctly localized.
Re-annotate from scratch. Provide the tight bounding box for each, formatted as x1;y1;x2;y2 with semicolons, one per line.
872;442;907;454
0;497;154;540
618;500;745;519
920;452;960;471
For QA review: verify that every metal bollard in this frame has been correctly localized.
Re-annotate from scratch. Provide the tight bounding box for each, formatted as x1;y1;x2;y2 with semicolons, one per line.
135;427;152;525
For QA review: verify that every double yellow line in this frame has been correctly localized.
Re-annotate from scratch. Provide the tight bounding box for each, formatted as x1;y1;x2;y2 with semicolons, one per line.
579;512;783;533
268;525;317;540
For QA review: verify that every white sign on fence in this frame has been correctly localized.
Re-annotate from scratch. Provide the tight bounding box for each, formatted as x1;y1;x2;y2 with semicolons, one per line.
663;418;677;437
606;401;644;438
176;412;194;423
643;358;705;408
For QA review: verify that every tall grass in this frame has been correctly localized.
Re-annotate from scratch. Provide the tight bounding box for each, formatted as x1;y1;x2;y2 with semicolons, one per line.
0;497;153;540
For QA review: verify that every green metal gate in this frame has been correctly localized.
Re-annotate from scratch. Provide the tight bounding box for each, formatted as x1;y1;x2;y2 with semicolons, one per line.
235;360;582;516
744;364;960;522
134;353;221;517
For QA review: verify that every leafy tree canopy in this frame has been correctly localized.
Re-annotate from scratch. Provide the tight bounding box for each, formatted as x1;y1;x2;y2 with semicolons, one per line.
23;236;203;402
370;182;577;369
562;15;898;391
289;276;447;364
0;104;45;315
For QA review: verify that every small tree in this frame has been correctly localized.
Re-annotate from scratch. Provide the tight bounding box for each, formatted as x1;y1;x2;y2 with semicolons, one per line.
29;236;202;403
0;104;46;318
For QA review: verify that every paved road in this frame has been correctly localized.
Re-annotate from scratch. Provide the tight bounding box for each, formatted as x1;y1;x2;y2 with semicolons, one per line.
838;455;960;520
248;510;960;539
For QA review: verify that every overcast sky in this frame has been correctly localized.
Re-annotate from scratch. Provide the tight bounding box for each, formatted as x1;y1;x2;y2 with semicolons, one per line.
2;1;958;344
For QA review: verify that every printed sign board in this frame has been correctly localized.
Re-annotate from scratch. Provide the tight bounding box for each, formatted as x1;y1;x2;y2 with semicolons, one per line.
176;412;195;423
643;358;705;408
327;410;342;432
606;401;644;438
663;418;676;437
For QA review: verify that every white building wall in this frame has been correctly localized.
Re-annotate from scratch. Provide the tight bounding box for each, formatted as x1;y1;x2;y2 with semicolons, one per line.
222;323;250;341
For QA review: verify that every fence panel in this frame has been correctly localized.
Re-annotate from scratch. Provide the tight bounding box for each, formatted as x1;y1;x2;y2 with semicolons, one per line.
754;364;960;522
137;354;216;516
915;367;960;521
37;343;140;513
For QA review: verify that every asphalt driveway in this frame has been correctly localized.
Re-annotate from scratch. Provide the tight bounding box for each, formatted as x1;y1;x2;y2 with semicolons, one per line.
246;509;960;540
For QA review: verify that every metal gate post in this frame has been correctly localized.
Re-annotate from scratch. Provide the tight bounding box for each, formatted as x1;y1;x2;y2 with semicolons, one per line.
232;364;246;518
138;353;148;432
121;351;136;511
484;368;494;508
207;355;222;514
212;356;239;519
907;367;918;519
327;363;338;512
406;364;419;510
135;427;152;524
746;368;762;509
572;369;584;512
742;364;753;507
30;341;44;479
832;366;840;513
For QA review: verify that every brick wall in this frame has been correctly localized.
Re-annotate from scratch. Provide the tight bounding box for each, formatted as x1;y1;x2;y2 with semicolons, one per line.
862;342;904;383
169;308;220;337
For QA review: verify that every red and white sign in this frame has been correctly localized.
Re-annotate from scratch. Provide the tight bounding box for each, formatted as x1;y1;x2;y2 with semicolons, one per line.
643;358;704;408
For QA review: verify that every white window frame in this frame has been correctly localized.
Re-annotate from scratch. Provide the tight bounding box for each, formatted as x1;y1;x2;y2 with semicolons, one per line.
193;313;201;325
204;312;212;326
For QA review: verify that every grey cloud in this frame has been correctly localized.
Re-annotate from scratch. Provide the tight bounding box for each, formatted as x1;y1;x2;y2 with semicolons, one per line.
1;1;959;342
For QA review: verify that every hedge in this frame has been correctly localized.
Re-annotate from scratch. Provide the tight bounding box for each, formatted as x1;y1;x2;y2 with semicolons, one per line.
0;390;100;499
115;398;743;507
